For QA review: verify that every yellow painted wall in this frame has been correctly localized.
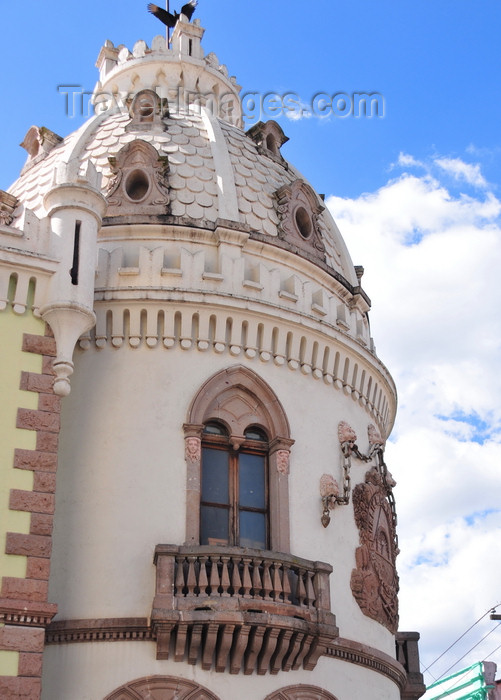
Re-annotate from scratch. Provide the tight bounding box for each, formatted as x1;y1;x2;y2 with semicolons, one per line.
0;306;45;582
0;640;20;676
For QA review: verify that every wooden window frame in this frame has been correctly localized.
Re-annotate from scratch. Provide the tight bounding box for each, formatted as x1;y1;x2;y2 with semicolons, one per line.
200;426;270;548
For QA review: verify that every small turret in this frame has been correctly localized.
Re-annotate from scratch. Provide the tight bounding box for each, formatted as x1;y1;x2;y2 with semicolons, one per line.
40;160;107;395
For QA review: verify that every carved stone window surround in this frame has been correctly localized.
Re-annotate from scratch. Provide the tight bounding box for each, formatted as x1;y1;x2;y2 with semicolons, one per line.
106;139;170;217
125;88;169;133
274;180;326;263
184;365;294;553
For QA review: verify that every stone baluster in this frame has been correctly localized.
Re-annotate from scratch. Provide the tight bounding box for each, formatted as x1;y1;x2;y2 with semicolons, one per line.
296;568;307;607
186;556;198;597
282;565;292;603
220;555;231;597
262;560;273;600
175;556;186;596
231;556;242;595
241;556;252;597
198;555;209;596
251;558;263;598
209;555;221;595
305;569;316;608
272;561;283;601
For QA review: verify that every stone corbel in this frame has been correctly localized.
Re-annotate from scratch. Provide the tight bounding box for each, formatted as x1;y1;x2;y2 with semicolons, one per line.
339;421;385;463
0;191;19;227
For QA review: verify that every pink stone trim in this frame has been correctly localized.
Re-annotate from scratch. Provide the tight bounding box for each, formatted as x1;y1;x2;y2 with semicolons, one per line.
265;686;338;700
0;327;60;699
104;676;219;700
276;450;290;476
338;420;357;445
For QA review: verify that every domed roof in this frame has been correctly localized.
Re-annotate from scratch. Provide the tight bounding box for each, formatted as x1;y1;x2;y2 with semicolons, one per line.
8;20;361;292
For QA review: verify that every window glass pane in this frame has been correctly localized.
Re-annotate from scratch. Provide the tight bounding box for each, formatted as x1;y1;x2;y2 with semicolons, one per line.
201;505;230;546
240;510;266;549
244;427;268;442
203;422;228;436
239;453;266;509
202;447;229;504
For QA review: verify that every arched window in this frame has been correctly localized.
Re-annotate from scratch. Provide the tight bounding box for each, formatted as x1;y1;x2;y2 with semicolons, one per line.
200;422;269;548
264;686;339;700
184;366;294;553
104;676;219;699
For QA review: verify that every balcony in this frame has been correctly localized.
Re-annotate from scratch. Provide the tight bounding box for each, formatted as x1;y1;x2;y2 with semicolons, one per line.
151;545;339;675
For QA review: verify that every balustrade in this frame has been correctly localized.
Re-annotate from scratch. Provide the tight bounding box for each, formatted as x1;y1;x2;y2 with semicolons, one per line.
152;545;338;674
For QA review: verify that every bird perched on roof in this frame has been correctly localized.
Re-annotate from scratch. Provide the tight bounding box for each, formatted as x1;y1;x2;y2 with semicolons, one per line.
147;1;198;27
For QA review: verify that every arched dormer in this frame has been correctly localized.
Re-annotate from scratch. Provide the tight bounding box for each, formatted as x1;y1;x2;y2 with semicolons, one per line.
246;120;289;161
106;139;170;217
126;88;168;132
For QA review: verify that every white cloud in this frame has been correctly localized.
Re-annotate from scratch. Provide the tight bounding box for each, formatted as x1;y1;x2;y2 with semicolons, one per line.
434;156;488;189
394;152;426;169
327;157;501;683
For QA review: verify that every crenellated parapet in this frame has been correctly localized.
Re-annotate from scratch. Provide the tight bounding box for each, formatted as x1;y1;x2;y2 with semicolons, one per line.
94;23;243;128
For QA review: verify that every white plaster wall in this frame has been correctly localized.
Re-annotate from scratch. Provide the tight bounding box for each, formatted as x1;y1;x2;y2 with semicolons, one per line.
50;340;396;658
42;642;401;700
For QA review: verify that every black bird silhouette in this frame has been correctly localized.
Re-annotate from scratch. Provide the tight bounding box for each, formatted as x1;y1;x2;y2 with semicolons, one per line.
147;1;197;27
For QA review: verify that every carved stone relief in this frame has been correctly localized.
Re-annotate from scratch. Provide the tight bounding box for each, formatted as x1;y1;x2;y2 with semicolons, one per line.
351;466;399;633
106;139;170;217
368;423;385;447
338;420;357;448
185;436;201;465
0;191;19;226
276;449;290;475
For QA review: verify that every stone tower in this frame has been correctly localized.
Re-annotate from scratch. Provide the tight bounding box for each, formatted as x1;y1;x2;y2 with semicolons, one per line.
0;16;425;700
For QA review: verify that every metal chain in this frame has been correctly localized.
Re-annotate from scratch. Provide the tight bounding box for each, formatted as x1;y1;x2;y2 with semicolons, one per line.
338;442;354;505
337;440;399;553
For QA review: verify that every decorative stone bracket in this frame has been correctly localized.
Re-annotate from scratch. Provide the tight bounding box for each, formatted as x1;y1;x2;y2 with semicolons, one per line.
0;191;19;227
320;422;390;528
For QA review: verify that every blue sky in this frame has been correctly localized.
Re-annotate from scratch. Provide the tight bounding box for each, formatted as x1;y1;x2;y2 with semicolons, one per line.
3;0;501;196
2;0;501;687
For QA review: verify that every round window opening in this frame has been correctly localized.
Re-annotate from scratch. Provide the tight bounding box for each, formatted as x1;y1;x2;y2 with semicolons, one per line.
125;169;150;201
295;206;312;239
138;98;154;118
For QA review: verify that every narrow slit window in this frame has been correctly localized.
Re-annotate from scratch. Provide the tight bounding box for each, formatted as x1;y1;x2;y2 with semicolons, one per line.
70;220;81;285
